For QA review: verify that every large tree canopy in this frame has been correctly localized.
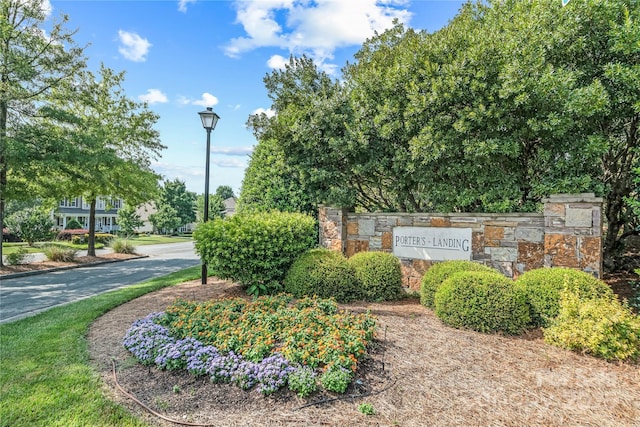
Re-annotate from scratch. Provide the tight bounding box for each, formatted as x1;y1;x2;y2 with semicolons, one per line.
0;0;86;264
242;0;639;262
36;64;164;255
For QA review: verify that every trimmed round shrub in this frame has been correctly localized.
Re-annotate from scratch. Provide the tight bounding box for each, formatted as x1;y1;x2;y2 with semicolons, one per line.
193;211;316;296
516;267;613;328
420;260;495;309
64;219;83;230
434;271;530;335
348;251;404;302
284;249;361;303
544;290;640;362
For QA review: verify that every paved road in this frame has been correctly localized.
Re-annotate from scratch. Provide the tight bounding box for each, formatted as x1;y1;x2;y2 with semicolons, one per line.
0;242;200;324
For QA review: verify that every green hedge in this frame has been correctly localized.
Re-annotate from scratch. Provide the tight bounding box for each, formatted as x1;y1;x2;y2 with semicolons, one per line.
420;260;495;309
284;249;361;303
434;271;530;335
193;211;316;295
348;251;404;302
516;267;613;328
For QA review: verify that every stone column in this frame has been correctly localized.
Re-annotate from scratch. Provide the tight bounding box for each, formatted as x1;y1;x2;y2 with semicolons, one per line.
543;193;603;277
318;206;348;255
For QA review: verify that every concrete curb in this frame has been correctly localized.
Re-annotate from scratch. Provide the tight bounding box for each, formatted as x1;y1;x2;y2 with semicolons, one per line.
1;255;149;280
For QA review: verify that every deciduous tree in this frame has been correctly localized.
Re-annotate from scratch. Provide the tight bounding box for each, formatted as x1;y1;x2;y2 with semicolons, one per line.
0;0;86;264
40;64;164;255
155;179;196;228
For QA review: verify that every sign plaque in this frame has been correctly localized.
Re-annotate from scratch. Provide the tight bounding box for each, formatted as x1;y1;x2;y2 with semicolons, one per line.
393;227;472;261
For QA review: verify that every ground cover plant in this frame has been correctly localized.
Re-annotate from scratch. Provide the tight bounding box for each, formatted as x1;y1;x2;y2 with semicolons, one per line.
123;294;376;396
0;266;201;427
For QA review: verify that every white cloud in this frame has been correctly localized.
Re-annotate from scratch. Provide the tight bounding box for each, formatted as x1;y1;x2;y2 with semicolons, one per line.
138;89;168;104
179;92;219;107
117;30;152;62
210;146;254;156
267;54;288;70
251;107;276;118
195;93;219;107
225;0;412;73
212;158;248;169
177;0;196;13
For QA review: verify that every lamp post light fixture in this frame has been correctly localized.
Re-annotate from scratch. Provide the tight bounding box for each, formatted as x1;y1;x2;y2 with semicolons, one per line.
198;107;220;284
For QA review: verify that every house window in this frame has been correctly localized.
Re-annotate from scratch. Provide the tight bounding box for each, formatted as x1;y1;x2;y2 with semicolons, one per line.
60;197;79;208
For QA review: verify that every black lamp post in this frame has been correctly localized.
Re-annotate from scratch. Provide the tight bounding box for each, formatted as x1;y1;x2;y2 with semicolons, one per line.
198;107;220;284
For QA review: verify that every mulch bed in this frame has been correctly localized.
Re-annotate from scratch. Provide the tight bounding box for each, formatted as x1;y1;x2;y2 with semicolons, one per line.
88;279;640;427
0;253;139;275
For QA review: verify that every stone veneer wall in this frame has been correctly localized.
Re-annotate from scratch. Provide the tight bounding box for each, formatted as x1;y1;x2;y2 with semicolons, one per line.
319;194;603;290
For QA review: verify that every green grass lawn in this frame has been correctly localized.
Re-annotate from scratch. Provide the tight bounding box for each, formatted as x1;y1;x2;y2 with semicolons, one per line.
0;266;201;427
125;234;192;246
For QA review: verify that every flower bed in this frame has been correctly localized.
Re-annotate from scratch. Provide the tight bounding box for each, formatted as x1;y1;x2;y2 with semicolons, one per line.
123;294;376;395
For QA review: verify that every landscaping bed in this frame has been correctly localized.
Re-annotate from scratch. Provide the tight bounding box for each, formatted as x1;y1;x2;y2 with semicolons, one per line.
0;252;139;276
88;279;639;427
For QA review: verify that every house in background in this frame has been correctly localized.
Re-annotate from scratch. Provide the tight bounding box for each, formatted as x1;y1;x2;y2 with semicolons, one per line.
135;202;156;234
224;197;236;217
53;195;237;235
53;196;123;233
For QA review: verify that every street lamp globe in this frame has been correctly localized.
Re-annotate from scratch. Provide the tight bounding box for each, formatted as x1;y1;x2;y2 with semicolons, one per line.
198;107;220;131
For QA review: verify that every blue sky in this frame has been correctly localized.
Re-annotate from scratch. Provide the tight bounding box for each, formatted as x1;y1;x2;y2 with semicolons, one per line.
47;0;465;196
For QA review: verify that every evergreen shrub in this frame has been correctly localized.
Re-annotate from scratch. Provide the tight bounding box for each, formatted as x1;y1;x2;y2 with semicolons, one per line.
420;260;495;308
544;290;640;362
56;229;88;241
434;271;530;335
348;251;404;301
5;248;29;265
284;249;361;303
193;211;316;296
92;233;113;244
516;267;613;327
64;219;83;230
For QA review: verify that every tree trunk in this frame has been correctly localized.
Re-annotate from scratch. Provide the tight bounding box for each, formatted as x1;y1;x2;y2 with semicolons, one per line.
603;187;625;262
0;98;7;267
88;198;97;257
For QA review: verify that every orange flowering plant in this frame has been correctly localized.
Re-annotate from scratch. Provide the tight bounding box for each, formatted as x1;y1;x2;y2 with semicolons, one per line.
158;294;376;386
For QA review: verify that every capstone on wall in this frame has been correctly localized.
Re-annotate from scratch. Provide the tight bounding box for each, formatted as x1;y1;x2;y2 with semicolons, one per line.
319;194;603;291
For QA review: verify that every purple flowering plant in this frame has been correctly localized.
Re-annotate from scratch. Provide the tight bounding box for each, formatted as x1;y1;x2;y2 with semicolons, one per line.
122;294;376;396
